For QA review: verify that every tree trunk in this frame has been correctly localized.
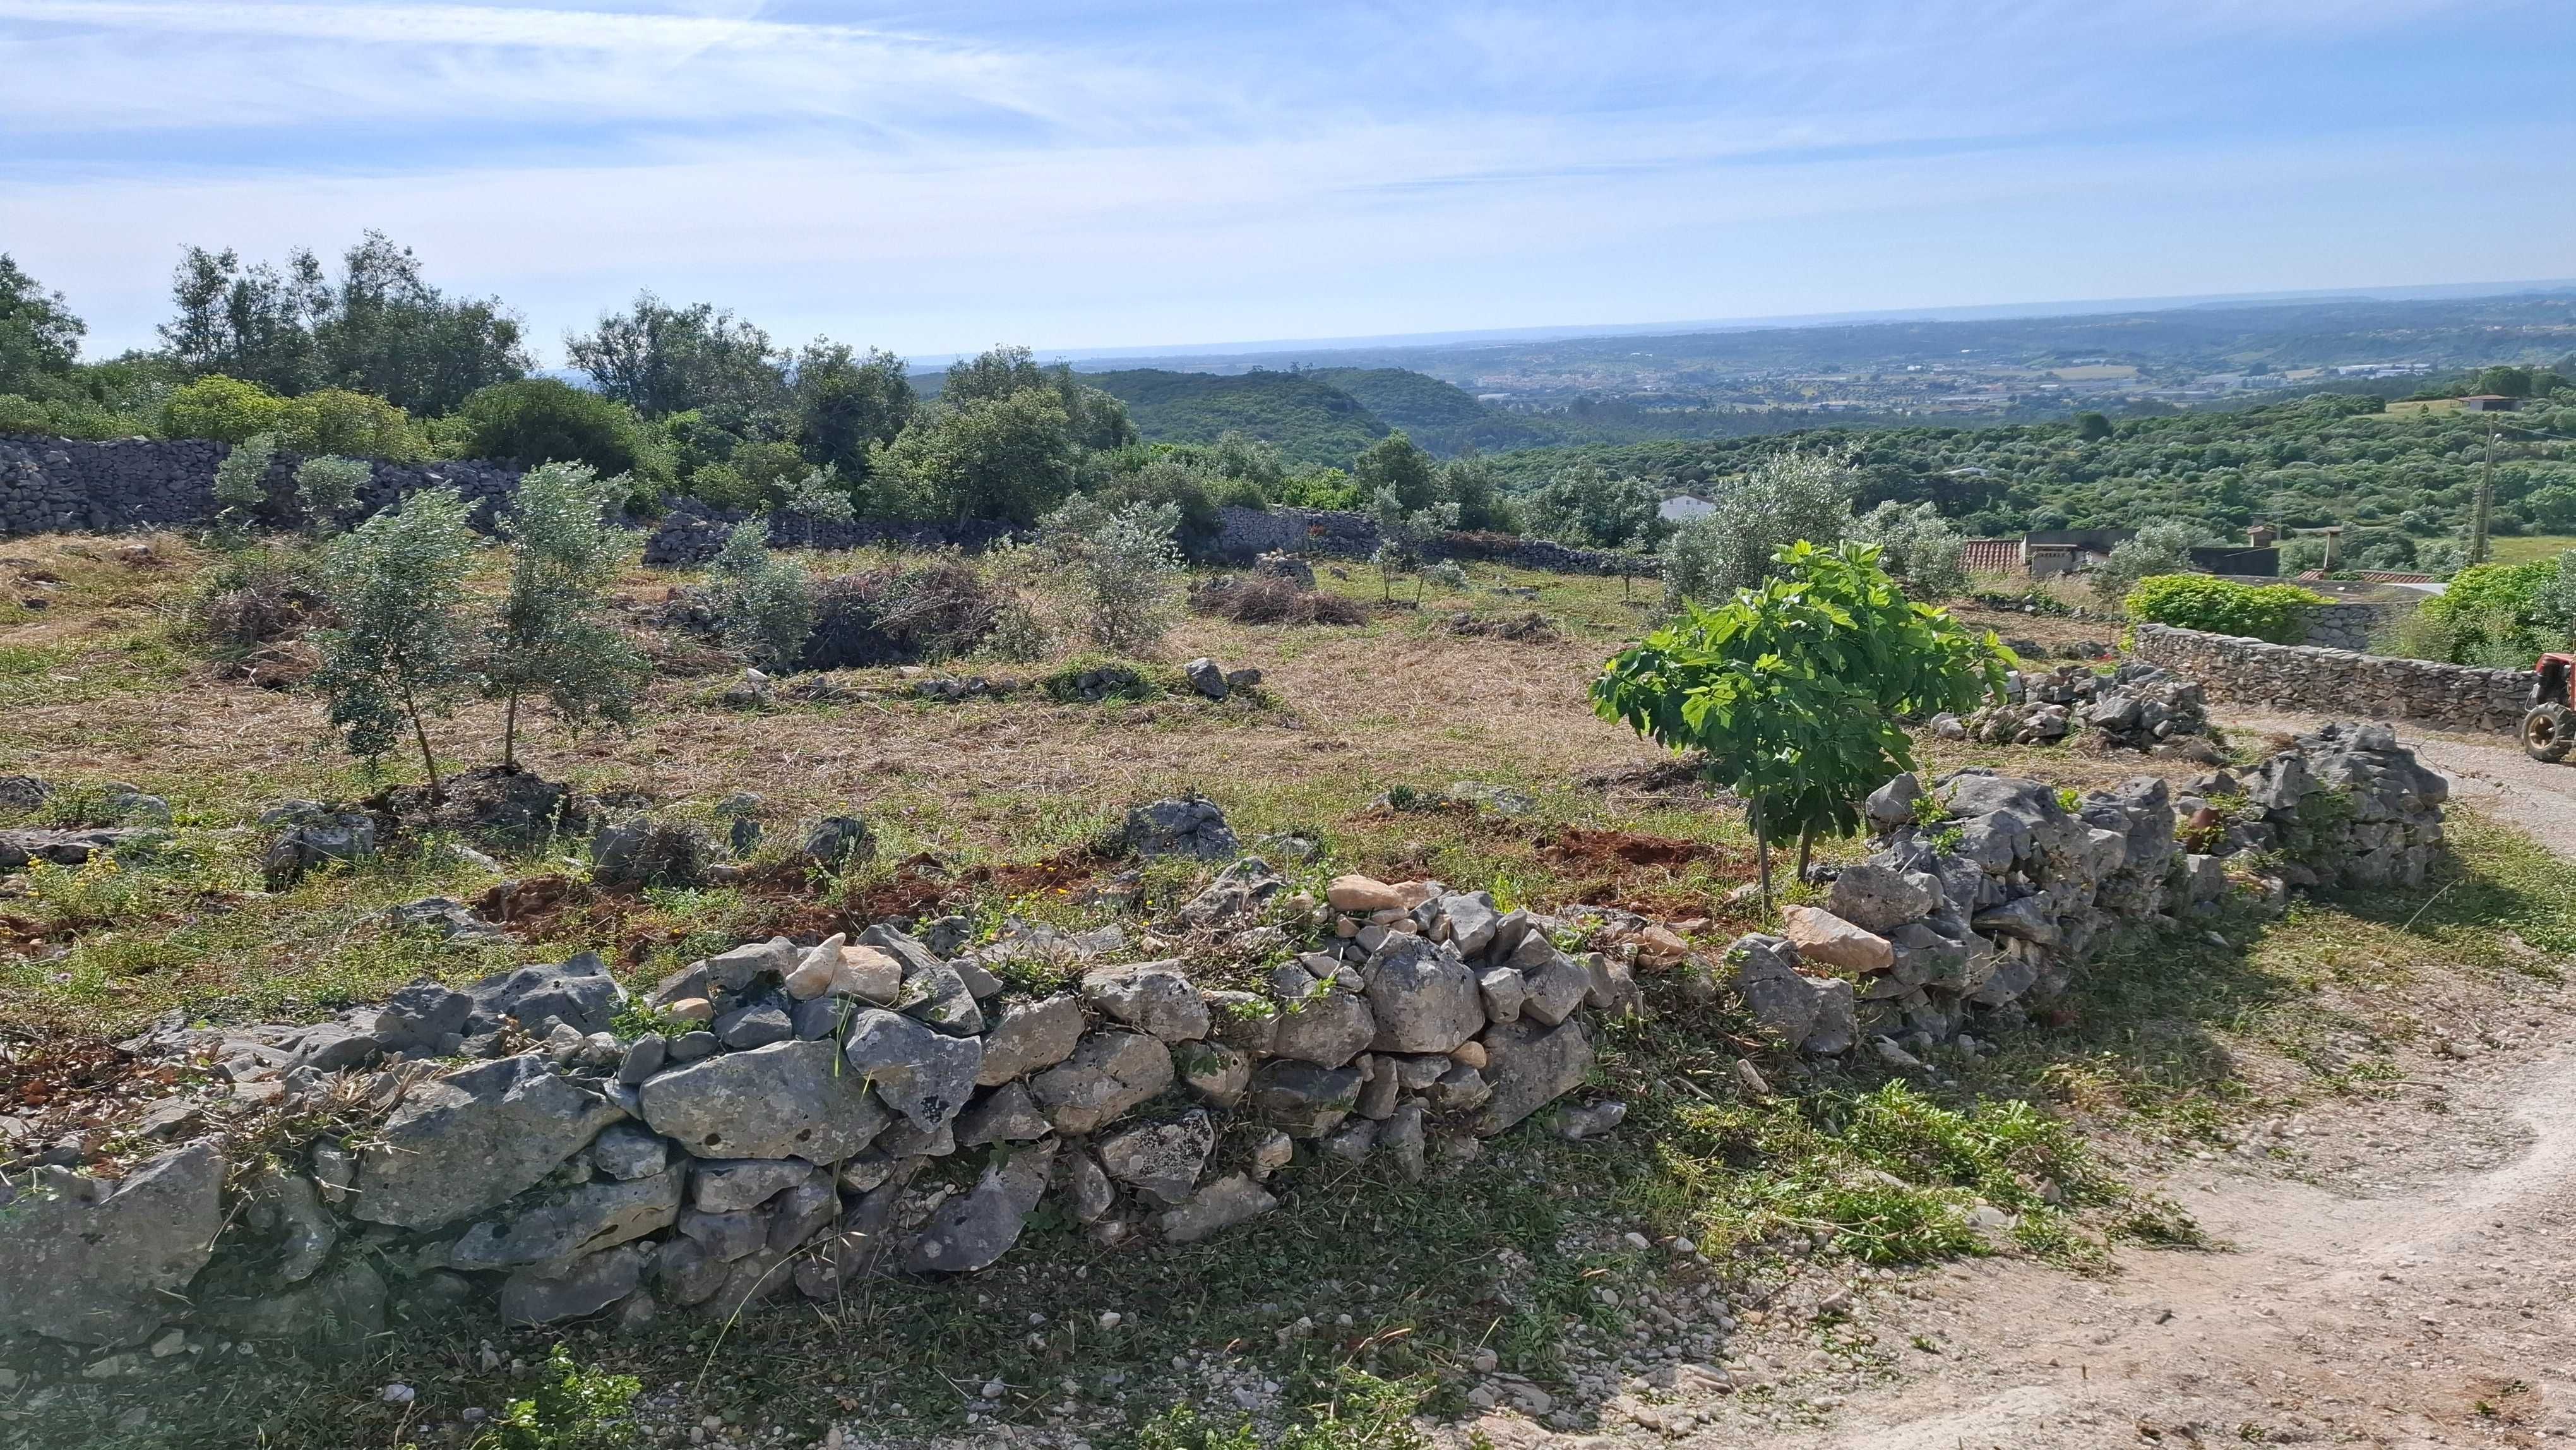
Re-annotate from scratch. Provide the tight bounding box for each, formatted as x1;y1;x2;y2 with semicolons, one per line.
502;691;520;770
1753;800;1773;908
1796;824;1814;884
402;684;443;805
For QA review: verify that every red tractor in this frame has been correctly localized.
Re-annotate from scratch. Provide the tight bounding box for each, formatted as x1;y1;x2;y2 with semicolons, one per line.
2530;653;2576;762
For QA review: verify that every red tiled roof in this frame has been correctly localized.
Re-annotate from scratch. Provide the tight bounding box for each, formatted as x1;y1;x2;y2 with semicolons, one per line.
1960;539;2022;573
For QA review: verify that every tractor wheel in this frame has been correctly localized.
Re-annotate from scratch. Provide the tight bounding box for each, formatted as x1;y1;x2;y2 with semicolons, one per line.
2527;703;2575;763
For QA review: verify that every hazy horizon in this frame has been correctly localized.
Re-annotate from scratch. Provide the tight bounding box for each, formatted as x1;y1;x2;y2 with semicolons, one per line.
6;1;2574;365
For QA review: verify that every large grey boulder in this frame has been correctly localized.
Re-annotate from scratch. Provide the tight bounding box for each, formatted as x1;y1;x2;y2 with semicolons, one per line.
1082;961;1211;1041
1474;1017;1596;1135
0;1142;222;1345
371;978;475;1055
1029;1031;1174;1134
1097;1110;1216;1206
641;1039;891;1161
470;956;625;1036
354;1056;627;1229
1826;863;1939;933
1123;796;1238;861
975;995;1085;1085
843;1008;982;1131
904;1141;1059;1273
499;1244;648;1327
1363;940;1485;1054
448;1167;686;1271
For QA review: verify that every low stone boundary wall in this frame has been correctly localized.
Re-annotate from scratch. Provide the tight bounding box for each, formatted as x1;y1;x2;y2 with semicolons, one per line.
1732;721;2448;1060
639;503;1020;566
0;844;1631;1350
2130;623;2533;735
0;434;522;537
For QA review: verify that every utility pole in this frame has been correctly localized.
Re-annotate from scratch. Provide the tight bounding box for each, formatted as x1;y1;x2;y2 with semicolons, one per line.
2469;418;2499;565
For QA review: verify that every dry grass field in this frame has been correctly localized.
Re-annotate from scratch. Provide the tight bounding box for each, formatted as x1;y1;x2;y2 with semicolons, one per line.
1;530;2568;1450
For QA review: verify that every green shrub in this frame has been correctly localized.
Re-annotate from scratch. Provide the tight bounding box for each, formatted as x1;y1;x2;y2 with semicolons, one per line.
2388;553;2576;666
162;374;290;443
451;378;667;482
280;387;421;460
0;392;153;440
2123;574;2326;643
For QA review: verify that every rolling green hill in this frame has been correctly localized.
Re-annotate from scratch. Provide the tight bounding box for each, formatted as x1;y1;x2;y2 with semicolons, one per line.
1308;368;1559;455
1081;369;1390;468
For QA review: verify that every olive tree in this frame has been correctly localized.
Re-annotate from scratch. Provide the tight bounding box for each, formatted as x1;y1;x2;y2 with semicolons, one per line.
292;454;373;534
1661;447;1856;610
707;517;814;672
484;462;649;766
313;486;481;801
1369;486;1457;604
1592;541;2012;902
1849;500;1969;599
1038;493;1184;652
211;431;278;535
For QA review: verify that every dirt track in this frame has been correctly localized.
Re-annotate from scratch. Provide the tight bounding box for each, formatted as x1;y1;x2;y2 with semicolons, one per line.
1461;719;2576;1450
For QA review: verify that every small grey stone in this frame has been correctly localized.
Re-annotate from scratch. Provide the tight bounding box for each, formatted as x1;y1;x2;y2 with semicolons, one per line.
676;1207;767;1262
1029;1031;1174;1135
955;1082;1051;1146
616;1034;667;1086
693;1158;814;1213
1097;1110;1216;1206
1476;967;1525;1023
1249;1060;1363;1138
641;1040;890;1161
715;1002;793;1051
1267;990;1374;1069
588;1123;667;1181
665;1030;719;1062
1061;1147;1116;1223
1154;1173;1277;1243
905;1141;1059;1273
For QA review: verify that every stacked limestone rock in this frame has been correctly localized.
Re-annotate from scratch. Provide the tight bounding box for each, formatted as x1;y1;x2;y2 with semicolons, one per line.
2176;721;2447;890
2129;623;2534;736
1726;725;2446;1065
0;865;1630;1352
0;434;524;539
1951;661;2211;753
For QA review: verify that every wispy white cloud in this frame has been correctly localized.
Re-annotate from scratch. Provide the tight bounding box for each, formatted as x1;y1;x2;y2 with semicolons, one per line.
0;0;2566;357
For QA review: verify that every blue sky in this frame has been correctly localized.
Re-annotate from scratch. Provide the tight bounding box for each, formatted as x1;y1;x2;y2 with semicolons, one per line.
4;0;2573;364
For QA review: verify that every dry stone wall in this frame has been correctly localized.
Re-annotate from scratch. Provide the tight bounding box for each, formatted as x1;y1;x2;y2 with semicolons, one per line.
1732;722;2447;1064
0;856;1634;1350
0;434;522;537
2130;623;2534;736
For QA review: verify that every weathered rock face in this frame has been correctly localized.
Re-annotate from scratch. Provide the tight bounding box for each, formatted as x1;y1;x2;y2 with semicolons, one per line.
0;1142;224;1345
904;1141;1058;1274
1123;796;1239;861
1029;1031;1174;1134
354;1057;627;1230
641;1040;890;1161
